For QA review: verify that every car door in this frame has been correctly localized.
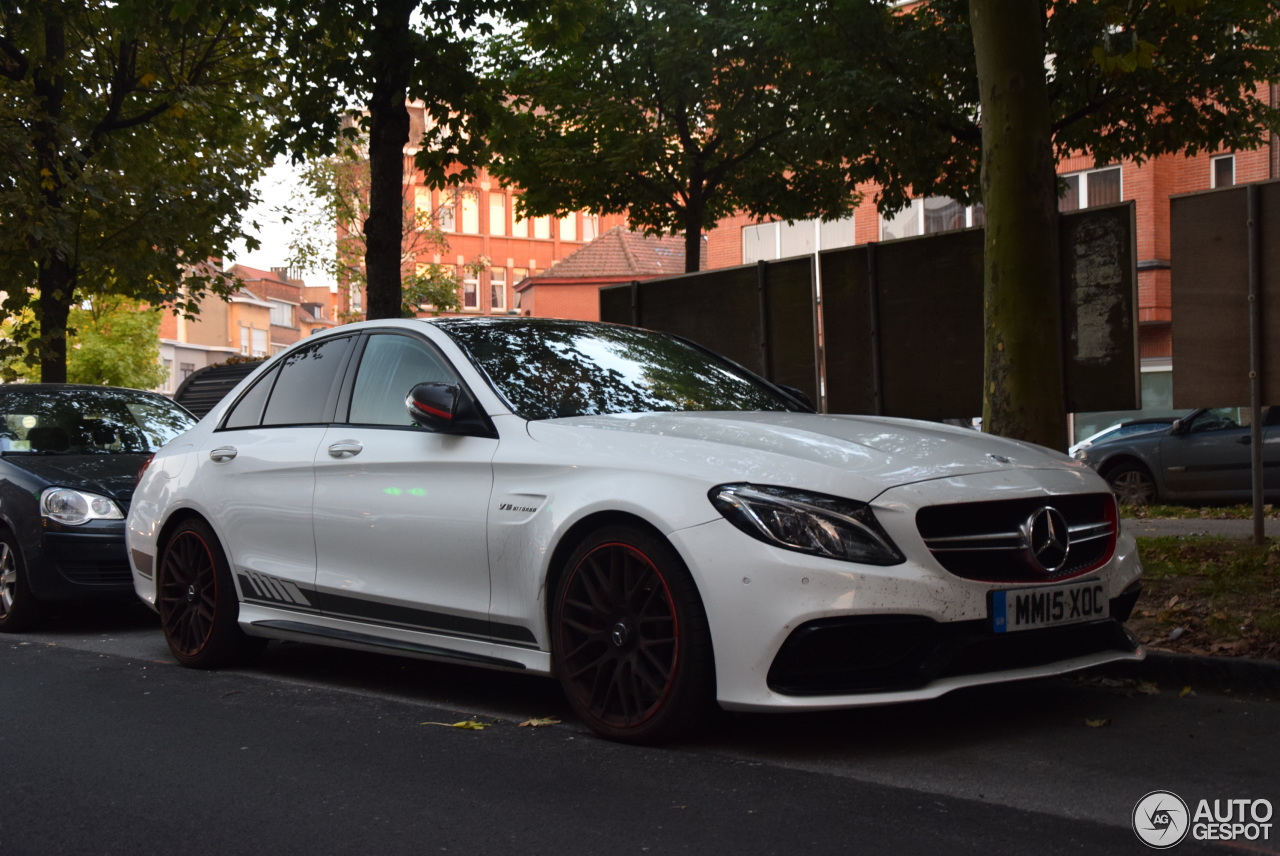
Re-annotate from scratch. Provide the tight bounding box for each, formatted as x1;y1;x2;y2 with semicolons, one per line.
1160;407;1259;499
197;335;356;607
312;330;499;642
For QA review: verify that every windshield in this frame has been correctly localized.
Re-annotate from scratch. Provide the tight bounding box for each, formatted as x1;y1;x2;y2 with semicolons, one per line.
435;318;802;420
0;386;196;454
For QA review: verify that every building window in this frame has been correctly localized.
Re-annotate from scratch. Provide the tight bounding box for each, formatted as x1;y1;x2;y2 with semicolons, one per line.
163;358;174;391
489;193;506;236
533;216;551;240
414;186;433;229
240;326;249;355
1058;165;1122;212
880;197;984;241
1212;154;1235;188
179;362;195;383
269;300;294;328
512;210;529;238
490;268;507;312
251;328;268;357
559;213;577;242
438;191;456;232
462;270;479;310
581;215;599;243
460;191;480;234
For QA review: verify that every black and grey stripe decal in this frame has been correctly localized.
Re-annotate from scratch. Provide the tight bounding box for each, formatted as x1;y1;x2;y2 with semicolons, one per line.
235;572;538;648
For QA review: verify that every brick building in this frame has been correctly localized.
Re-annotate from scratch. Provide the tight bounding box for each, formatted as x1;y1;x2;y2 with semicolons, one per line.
335;102;629;321
516;227;696;321
156;263;335;395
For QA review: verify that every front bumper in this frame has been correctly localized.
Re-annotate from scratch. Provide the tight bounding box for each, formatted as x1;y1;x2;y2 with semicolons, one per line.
26;520;135;600
669;469;1145;712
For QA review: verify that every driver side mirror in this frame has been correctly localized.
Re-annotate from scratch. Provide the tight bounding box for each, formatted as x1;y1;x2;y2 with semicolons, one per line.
1171;418;1186;435
406;382;459;432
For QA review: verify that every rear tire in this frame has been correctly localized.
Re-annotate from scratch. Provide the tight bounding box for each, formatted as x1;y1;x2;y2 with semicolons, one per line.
0;530;43;633
1107;462;1157;506
551;525;715;744
158;519;265;668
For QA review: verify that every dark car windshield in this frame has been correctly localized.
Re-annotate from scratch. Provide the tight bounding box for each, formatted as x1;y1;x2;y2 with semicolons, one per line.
0;387;196;454
435;318;801;421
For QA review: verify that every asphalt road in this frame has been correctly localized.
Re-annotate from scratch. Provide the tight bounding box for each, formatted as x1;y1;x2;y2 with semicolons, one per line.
4;603;1278;856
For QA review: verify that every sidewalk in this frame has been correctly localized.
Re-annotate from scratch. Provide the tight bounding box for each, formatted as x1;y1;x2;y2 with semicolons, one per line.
1121;516;1280;539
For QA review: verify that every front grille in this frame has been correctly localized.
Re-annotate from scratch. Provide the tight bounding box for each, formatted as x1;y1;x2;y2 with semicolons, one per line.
58;559;134;586
916;493;1117;583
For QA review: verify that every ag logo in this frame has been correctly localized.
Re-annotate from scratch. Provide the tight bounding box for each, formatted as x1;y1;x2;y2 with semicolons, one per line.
1133;790;1191;849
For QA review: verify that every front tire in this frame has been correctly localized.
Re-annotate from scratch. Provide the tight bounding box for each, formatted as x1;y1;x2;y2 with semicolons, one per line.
1107;462;1157;506
0;530;43;632
157;519;265;668
552;525;715;744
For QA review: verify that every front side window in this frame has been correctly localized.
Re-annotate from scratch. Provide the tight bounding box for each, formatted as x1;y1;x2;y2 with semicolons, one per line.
348;334;457;426
437;318;802;421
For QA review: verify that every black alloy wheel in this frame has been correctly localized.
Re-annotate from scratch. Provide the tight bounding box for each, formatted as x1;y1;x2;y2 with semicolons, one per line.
0;531;43;632
158;518;264;668
552;525;714;744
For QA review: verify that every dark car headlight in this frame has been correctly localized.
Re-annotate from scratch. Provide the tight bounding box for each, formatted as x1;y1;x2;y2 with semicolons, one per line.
709;484;904;566
40;487;124;525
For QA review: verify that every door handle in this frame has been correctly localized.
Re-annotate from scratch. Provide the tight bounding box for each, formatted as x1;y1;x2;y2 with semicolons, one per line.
209;446;238;462
328;441;363;458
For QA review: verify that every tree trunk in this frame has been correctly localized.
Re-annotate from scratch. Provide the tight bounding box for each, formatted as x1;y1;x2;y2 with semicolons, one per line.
36;264;72;384
363;0;417;320
683;203;704;273
970;0;1065;450
32;11;71;383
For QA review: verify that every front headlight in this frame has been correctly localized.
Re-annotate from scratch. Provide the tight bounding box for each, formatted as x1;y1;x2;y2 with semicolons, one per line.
40;487;124;526
709;483;904;566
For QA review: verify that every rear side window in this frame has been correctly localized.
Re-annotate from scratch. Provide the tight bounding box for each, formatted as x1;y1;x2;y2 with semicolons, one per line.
222;336;354;429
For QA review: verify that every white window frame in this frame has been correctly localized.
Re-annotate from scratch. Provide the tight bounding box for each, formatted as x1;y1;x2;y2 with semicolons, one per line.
490;267;507;313
1211;154;1235;188
879;197;984;242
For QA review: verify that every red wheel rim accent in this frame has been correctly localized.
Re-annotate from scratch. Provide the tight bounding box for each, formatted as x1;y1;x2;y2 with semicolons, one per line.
158;531;219;657
557;542;680;730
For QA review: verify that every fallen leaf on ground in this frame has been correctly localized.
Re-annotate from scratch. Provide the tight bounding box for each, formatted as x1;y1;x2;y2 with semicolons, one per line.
420;720;490;730
1179;686;1195;698
1085;718;1111;728
519;717;562;728
1136;681;1160;695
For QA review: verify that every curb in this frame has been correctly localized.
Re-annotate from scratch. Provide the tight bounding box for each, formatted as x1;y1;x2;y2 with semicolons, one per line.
1093;651;1280;696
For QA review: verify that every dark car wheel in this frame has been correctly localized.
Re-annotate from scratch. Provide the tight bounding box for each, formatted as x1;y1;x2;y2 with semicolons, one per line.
1107;462;1157;506
552;525;715;744
0;530;44;633
158;519;265;668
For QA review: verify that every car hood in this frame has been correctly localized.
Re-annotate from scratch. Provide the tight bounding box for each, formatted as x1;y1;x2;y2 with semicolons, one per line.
1;453;149;504
527;411;1087;497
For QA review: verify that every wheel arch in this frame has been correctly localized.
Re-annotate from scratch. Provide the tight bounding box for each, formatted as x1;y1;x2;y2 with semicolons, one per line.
154;506;218;564
541;510;699;633
1095;453;1154;482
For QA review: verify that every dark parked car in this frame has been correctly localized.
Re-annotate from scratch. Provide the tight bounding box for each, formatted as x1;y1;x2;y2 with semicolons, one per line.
0;384;196;631
1075;406;1280;505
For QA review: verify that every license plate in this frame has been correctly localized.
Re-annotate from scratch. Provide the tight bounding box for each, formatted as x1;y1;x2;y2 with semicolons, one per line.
991;580;1108;633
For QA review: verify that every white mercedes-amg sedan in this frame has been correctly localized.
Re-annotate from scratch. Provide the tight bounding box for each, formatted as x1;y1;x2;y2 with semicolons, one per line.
127;317;1143;743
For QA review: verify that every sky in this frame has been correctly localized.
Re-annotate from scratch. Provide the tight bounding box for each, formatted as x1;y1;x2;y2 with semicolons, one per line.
226;157;337;290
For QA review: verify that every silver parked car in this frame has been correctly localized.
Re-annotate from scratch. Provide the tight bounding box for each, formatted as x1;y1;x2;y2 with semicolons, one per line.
1075;406;1280;505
